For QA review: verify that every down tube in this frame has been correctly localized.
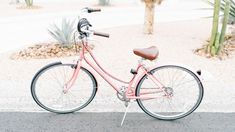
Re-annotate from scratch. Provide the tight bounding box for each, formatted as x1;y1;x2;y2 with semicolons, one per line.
85;59;120;92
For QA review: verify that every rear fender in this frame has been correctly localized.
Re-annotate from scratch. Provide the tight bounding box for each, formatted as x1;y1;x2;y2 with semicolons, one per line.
133;62;204;90
147;63;204;81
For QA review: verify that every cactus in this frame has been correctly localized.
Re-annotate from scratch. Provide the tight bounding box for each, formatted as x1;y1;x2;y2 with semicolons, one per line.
25;0;33;7
208;0;220;53
213;32;221;55
207;0;231;56
218;0;231;53
211;46;217;55
210;32;220;56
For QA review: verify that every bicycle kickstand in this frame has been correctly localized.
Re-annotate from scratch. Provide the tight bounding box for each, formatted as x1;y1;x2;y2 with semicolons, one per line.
120;100;133;127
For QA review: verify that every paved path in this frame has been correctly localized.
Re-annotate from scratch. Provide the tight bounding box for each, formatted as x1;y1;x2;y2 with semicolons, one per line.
0;112;234;132
0;19;235;113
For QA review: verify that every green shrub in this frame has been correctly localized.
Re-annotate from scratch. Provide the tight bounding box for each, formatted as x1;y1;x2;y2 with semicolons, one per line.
205;0;235;23
207;0;230;55
48;18;76;47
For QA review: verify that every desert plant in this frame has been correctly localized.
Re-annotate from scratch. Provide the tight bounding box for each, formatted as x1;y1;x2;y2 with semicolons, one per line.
99;0;110;6
205;0;235;23
48;18;76;47
220;1;230;44
207;0;231;55
25;0;33;7
141;0;164;34
208;0;220;53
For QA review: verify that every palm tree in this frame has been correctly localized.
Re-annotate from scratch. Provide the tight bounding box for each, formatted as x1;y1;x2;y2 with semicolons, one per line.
142;0;163;34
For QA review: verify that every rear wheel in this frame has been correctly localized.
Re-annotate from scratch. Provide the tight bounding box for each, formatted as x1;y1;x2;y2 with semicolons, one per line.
136;65;203;120
31;62;97;114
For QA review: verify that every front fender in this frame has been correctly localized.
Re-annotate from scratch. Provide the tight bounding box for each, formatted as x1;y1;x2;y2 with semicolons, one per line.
60;61;99;89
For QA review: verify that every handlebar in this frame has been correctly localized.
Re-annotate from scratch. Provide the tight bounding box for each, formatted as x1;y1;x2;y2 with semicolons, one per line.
84;7;101;13
78;8;109;38
81;29;109;38
93;31;109;38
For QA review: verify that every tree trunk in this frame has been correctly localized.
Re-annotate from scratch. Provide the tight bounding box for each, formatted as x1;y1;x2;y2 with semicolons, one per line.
144;2;155;34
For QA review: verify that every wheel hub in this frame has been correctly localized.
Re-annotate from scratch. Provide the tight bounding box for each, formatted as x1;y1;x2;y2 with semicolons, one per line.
164;87;174;97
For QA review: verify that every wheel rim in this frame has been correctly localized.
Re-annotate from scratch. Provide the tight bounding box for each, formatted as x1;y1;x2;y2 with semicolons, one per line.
136;65;203;120
31;64;97;113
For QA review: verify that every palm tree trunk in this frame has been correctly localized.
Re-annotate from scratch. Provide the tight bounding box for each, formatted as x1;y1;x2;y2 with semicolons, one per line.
144;2;155;34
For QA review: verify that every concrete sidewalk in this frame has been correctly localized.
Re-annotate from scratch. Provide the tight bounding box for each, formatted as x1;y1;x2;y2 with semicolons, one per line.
0;19;235;113
0;1;234;113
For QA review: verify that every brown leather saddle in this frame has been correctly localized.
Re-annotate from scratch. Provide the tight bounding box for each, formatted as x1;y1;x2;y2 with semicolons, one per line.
133;46;159;61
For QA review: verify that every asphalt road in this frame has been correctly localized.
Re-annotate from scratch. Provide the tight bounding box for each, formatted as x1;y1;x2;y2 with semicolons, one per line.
0;112;234;132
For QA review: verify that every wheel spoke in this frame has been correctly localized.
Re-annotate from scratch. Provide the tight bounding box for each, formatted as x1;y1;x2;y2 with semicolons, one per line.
31;64;97;113
136;65;203;120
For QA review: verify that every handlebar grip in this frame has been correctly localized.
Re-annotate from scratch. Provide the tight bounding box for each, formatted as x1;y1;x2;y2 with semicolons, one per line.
87;8;101;13
94;31;109;38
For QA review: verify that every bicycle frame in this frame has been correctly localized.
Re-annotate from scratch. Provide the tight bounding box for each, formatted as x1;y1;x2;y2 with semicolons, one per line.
64;39;166;100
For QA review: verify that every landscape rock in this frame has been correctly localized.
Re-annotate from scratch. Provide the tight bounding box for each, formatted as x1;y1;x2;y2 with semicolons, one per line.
10;43;94;60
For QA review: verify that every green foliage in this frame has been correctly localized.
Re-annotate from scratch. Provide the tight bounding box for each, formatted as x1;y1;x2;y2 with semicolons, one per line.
211;46;217;55
48;18;76;47
214;32;221;50
205;0;235;23
207;0;231;56
208;0;220;51
25;0;33;7
220;0;231;45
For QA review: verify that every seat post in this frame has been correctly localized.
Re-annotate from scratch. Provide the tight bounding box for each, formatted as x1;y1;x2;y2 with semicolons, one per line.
131;58;146;75
138;58;146;64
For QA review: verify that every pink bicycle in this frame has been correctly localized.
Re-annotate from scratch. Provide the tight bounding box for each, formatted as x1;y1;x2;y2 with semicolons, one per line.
31;8;203;121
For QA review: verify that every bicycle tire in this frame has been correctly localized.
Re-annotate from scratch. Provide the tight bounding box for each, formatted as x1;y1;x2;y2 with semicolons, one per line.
31;62;97;114
136;65;203;120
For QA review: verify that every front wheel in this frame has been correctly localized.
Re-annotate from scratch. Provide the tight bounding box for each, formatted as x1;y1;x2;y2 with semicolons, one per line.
31;62;97;114
136;65;203;120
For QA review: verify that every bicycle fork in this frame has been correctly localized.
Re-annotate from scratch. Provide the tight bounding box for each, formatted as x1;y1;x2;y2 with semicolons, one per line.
63;61;82;93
